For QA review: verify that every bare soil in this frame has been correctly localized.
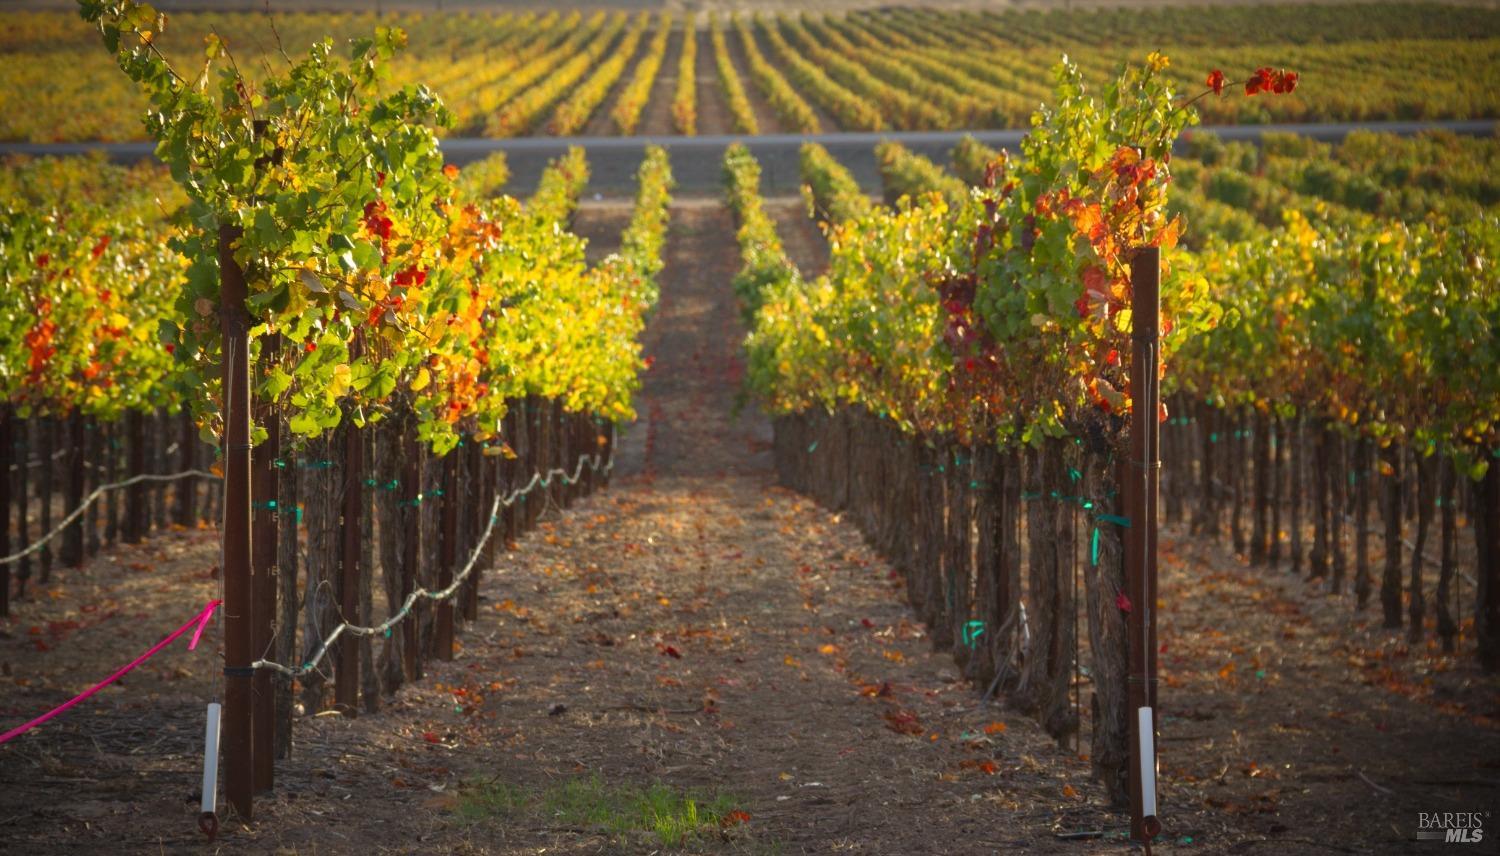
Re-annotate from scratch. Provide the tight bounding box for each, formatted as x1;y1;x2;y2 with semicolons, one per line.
690;26;735;137
636;24;687;138
721;25;787;136
1;201;1497;855
740;24;841;136
765;196;830;278
578;36;648;139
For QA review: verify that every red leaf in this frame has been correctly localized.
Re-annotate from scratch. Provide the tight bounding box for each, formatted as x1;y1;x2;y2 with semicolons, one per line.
1116;592;1133;613
721;810;751;827
882;708;924;736
1206;69;1226;96
422;731;440;744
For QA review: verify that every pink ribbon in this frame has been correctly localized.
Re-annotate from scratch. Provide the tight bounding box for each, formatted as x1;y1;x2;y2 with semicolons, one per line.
0;598;223;745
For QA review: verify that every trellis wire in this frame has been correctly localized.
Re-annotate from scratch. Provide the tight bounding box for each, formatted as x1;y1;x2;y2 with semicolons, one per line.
0;469;221;566
251;449;612;678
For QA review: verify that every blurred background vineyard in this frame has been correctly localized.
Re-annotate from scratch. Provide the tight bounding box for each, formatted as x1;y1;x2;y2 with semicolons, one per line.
0;2;1497;142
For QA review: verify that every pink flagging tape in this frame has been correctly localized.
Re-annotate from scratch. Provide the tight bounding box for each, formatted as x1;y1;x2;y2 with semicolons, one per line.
0;599;222;746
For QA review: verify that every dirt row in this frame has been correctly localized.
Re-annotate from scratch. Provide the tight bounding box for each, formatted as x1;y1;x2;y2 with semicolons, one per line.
0;201;1496;855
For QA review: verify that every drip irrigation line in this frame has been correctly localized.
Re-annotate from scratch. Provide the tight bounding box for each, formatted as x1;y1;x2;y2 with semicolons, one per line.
0;469;222;566
251;449;612;678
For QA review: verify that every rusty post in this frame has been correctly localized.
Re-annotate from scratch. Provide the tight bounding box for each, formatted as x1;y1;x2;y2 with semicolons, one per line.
218;225;254;821
124;409;146;543
335;371;363;715
176;410;198;526
435;450;457;660
400;417;422;680
1126;246;1162;844
251;337;279;791
464;439;491;622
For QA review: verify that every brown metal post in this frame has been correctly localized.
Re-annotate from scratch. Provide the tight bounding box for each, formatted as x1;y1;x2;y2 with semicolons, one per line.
176;409;198;526
435;450;457;660
251;337;280;792
399;418;422;681
124;409;146;543
464;440;491;623
61;411;85;567
219;224;255;821
335;389;364;715
501;408;518;547
1126;246;1162;844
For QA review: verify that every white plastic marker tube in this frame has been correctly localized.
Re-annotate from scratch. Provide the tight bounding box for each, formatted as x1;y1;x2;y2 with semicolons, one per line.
201;702;222;816
1138;706;1158;818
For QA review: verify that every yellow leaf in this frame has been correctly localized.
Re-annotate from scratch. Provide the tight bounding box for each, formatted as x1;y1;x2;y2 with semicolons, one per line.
328;363;352;398
411;367;431;392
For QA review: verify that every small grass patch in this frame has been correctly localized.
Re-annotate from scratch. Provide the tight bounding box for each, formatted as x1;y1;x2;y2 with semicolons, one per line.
457;773;750;849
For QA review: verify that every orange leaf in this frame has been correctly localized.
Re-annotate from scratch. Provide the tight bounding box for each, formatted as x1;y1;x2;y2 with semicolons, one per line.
983;721;1007;735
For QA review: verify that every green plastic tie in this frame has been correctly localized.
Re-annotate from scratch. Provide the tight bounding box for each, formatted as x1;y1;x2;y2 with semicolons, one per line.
253;500;277;510
807;441;818;453
961;620;985;649
1091;526;1101;566
1097;513;1131;528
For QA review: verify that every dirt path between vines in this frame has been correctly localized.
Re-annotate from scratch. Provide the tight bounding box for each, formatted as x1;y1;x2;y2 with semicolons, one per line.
2;201;1498;855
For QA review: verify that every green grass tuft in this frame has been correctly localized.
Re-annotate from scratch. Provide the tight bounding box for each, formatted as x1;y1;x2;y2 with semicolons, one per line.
457;773;747;849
